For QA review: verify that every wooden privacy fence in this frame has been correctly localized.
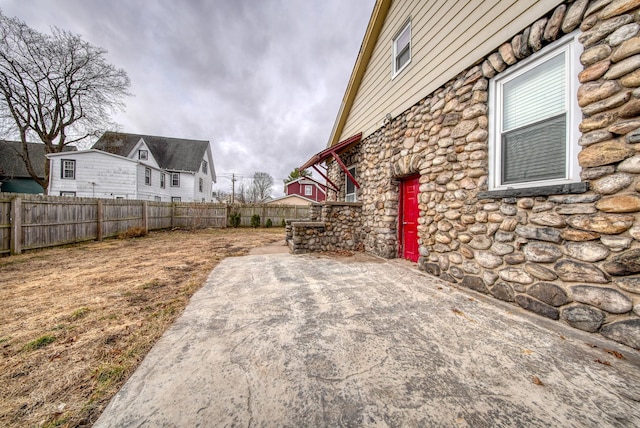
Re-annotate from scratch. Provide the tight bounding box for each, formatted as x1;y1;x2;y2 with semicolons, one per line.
0;194;310;255
228;203;310;227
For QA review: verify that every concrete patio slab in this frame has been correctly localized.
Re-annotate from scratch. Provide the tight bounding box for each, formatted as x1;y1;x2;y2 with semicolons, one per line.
95;252;640;427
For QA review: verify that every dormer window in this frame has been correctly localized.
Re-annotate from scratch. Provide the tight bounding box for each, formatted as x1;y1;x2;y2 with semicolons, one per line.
138;150;148;160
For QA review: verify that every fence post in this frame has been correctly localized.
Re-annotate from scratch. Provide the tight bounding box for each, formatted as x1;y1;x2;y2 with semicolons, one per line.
261;204;266;227
142;201;149;233
10;197;22;255
170;203;175;229
97;199;103;241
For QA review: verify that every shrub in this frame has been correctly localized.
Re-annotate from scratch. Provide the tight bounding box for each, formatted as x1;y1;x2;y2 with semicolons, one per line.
118;226;147;239
281;218;286;227
229;212;241;228
250;214;260;228
265;218;273;228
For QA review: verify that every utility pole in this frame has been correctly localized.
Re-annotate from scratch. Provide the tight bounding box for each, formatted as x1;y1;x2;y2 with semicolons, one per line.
231;173;236;204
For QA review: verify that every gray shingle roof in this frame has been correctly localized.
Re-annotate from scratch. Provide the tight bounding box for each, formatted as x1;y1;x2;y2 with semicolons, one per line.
0;140;75;179
93;132;210;173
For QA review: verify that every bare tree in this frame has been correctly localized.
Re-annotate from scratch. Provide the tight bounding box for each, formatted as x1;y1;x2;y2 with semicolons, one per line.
249;171;274;202
235;178;248;204
212;188;230;203
0;11;130;193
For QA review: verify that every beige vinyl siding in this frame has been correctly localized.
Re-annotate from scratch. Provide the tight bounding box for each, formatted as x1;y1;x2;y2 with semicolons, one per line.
338;0;564;143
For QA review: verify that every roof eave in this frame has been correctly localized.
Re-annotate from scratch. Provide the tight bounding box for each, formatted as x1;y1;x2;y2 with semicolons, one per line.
326;0;392;149
300;132;362;170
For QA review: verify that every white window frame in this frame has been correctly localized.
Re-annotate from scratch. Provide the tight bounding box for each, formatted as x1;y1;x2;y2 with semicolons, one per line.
304;184;313;196
61;159;75;180
145;167;152;186
345;165;357;202
392;19;411;78
199;177;203;193
160;173;166;188
139;149;148;160
488;32;582;191
154;196;161;202
60;191;76;197
172;197;181;203
171;172;180;187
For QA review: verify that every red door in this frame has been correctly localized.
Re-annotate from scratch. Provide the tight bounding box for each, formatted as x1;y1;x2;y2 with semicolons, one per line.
401;176;420;262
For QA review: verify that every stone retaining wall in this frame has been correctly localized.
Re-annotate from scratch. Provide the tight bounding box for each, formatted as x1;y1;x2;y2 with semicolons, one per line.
325;0;640;349
287;203;364;253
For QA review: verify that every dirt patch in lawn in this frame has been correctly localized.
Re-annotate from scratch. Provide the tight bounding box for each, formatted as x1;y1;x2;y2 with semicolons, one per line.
0;227;284;428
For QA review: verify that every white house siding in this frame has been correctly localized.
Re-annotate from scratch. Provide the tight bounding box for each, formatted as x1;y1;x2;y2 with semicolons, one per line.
195;167;213;202
48;151;137;198
131;139;161;169
49;138;216;201
167;172;197;202
200;150;215;201
338;0;563;143
135;164;170;201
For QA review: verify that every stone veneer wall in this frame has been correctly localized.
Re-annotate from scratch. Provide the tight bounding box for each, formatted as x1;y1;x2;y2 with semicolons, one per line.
325;0;640;349
286;203;364;253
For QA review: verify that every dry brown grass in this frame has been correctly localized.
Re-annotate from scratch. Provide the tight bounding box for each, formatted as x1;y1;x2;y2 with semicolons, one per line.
0;227;283;428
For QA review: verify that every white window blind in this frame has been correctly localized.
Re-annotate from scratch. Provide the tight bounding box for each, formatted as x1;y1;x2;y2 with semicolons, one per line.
500;51;567;184
503;53;565;131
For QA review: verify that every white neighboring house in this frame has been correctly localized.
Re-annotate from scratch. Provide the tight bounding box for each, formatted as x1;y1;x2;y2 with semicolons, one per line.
47;132;216;202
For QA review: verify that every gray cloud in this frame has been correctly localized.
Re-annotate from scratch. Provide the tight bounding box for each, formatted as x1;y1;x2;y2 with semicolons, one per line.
0;0;374;193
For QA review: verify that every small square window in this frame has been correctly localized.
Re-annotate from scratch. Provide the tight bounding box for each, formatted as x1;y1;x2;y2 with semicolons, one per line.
60;191;76;197
139;150;148;160
154;196;161;202
304;185;313;196
393;20;411;76
489;32;581;190
171;172;180;187
172;197;181;202
61;160;75;179
145;167;151;186
202;160;208;175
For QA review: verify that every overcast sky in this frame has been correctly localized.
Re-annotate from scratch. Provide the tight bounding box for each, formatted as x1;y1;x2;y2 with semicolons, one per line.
0;0;374;196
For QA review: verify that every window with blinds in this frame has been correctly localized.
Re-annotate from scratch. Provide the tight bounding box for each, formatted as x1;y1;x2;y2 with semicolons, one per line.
489;32;581;190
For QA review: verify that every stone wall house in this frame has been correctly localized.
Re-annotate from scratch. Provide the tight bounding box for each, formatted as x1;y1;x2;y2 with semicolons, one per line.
298;0;640;350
